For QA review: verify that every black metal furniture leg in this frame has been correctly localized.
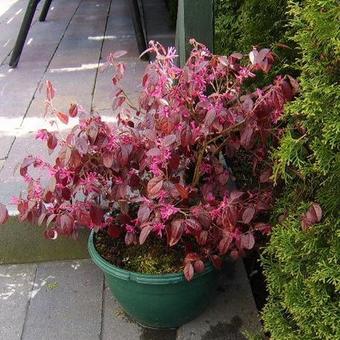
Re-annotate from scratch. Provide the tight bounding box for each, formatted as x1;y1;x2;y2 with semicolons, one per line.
9;0;40;68
128;0;149;60
39;0;53;22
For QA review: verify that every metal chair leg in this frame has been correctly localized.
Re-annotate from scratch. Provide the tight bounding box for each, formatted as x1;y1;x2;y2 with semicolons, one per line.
9;0;40;68
39;0;53;22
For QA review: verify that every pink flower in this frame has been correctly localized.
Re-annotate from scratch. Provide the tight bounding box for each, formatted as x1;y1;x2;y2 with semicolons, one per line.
150;163;162;176
200;162;212;174
80;172;100;193
106;136;118;151
160;204;179;221
125;224;135;233
153;222;166;237
10;196;20;205
237;67;255;82
36;129;49;141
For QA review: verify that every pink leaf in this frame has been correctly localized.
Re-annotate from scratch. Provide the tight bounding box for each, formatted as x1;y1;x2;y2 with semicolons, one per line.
147;176;163;198
193;260;205;273
112;96;126;110
87;124;99;143
146;148;161;157
139;224;153;245
69;103;78;117
168;219;184;247
46;214;56;227
197;230;208;245
185;252;200;262
242;207;255;224
254;223;272;235
38;212;47;226
75;135;89;155
46;80;55;101
310;203;322;222
240;233;255;250
56;111;69;125
249;49;259;64
60;214;74;234
44;228;58;240
162;134;177;147
184;262;194;281
301;203;322;230
48;176;56;192
230;191;244;202
90;205;104;226
260;169;272;183
103;152;114;168
108;225;121;238
137;205;151;223
210;255;223;269
0;203;9;224
218;234;233;255
175;183;189;200
125;232;134;245
204;109;216;127
47;133;58;151
110;50;127;59
240;124;254;149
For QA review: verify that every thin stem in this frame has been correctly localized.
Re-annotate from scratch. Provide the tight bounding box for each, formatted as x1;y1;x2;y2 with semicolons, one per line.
192;139;207;186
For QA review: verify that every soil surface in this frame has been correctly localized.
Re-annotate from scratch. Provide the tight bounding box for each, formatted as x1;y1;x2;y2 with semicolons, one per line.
94;229;185;274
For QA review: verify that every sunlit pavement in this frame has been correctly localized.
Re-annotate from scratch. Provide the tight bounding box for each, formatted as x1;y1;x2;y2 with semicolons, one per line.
0;0;145;213
0;1;260;339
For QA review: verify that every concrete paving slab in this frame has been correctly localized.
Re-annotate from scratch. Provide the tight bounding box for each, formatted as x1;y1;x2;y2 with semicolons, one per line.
0;135;14;159
93;61;145;111
0;133;48;207
102;285;142;340
177;261;260;340
0;263;37;340
0;0;41;64
22;260;104;340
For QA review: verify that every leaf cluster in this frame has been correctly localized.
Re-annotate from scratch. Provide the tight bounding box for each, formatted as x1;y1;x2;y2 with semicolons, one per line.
0;41;296;281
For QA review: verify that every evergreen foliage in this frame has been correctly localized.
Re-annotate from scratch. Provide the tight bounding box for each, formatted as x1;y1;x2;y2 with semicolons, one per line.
214;0;298;86
262;1;340;338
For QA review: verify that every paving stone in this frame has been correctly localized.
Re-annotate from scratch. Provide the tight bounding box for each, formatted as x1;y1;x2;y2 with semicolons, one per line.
177;261;260;340
0;0;40;63
0;263;37;340
22;260;104;340
102;285;142;340
0;135;14;159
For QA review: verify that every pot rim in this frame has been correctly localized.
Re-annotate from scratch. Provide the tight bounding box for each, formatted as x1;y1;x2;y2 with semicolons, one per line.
88;230;215;284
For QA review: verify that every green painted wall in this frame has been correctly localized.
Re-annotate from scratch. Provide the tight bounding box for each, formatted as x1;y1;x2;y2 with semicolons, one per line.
176;0;214;66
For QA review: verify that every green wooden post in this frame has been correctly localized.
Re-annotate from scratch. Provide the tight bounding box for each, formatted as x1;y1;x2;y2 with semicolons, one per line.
176;0;214;66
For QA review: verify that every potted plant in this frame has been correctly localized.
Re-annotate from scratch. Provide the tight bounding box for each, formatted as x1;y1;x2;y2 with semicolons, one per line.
0;40;297;329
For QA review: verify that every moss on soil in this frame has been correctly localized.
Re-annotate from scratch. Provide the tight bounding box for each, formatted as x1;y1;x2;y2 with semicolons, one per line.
94;230;185;274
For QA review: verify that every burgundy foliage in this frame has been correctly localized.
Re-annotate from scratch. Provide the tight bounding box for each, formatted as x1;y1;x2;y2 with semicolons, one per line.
0;40;298;280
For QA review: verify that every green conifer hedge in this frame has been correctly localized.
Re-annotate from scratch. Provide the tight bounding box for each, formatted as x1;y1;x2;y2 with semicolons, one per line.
214;0;297;86
262;1;340;339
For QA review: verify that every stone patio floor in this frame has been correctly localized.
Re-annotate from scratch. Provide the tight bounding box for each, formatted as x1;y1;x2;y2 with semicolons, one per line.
0;0;260;339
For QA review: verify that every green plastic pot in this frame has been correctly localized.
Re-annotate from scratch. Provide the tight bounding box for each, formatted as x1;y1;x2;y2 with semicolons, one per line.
88;231;219;329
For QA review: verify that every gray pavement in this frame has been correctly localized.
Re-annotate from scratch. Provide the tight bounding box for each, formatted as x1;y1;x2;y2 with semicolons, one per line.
0;0;147;211
0;260;260;340
0;1;260;339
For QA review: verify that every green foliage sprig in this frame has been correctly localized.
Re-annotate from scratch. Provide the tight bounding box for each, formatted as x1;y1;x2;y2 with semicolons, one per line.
262;1;340;339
